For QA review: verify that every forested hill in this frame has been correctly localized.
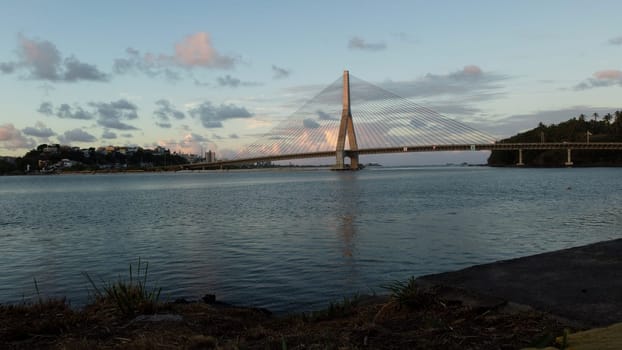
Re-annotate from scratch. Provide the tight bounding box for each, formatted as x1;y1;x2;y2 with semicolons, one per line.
487;111;622;166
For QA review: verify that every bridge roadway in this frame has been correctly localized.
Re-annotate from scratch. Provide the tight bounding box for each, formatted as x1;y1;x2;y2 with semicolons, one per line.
180;142;622;170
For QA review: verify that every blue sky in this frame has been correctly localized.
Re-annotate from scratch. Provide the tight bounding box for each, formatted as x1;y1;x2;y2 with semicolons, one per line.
1;1;621;164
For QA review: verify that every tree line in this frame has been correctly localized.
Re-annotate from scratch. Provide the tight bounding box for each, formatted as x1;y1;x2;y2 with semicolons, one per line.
0;144;189;175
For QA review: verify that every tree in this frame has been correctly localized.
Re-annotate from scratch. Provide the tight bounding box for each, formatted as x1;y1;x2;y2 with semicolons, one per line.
604;113;613;124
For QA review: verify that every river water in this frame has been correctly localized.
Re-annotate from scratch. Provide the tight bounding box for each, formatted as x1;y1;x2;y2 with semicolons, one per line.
0;167;620;312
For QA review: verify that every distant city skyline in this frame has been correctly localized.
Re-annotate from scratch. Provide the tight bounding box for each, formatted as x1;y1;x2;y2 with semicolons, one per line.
1;0;621;165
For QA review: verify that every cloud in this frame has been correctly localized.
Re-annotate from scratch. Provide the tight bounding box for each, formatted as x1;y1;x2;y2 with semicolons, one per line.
37;83;55;96
303;118;320;129
348;36;387;51
174;32;235;68
154;99;185;128
229;133;239;139
193;78;210;86
37;102;54;115
185;133;208;142
38;102;95;120
113;47;181;81
449;65;483;79
281;65;507;112
39;99;140;130
0;62;16;73
317;110;339;120
391;32;416;43
189;101;252;128
574;69;622;90
608;36;622;45
22;122;56;138
58;128;96;144
56;104;95;120
272;65;291;79
379;65;508;98
0;34;108;82
594;70;622;79
0;124;35;149
102;130;117;139
113;32;235;82
62;57;108;82
90;99;139;130
217;74;260;87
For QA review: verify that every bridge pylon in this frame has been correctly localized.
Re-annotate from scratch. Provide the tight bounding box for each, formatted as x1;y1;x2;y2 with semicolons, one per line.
334;70;360;170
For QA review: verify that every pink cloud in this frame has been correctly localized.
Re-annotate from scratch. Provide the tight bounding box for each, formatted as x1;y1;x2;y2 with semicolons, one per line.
593;70;622;80
0;123;35;150
462;65;483;76
174;32;234;68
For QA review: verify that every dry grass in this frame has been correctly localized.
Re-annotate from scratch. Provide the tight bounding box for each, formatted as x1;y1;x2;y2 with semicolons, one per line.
1;277;574;349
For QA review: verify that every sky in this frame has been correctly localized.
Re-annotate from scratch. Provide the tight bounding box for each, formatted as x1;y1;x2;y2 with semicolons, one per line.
1;0;621;165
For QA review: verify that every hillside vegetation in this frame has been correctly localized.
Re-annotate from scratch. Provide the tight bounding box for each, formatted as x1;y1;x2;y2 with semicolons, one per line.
488;111;622;166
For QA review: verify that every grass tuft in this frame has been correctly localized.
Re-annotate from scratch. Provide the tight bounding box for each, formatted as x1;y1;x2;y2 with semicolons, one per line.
382;276;429;309
84;258;162;318
305;294;362;322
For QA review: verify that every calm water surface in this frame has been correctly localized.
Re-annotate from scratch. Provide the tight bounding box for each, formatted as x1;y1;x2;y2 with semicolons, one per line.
1;167;621;312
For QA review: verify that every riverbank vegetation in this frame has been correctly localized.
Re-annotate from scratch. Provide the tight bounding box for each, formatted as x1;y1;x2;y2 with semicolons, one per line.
1;263;574;349
488;110;622;166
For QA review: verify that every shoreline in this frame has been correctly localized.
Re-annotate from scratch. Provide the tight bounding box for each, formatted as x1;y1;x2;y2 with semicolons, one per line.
4;239;622;348
5;163;622;176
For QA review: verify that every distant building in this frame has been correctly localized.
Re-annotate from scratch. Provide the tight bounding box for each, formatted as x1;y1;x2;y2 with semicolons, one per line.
206;150;216;163
153;146;169;155
42;146;59;154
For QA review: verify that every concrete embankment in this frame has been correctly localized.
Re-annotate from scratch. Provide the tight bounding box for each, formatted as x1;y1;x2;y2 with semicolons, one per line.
417;238;622;327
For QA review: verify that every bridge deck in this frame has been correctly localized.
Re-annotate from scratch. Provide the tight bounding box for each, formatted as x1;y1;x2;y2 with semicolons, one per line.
181;142;622;169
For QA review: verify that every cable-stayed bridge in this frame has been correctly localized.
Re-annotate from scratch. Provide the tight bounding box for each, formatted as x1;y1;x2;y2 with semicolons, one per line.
183;71;622;170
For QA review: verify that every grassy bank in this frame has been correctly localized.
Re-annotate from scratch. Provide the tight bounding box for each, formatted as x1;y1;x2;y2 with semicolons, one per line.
1;263;574;349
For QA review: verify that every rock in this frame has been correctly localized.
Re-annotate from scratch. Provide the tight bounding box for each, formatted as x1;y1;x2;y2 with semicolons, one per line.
202;294;216;304
132;314;183;322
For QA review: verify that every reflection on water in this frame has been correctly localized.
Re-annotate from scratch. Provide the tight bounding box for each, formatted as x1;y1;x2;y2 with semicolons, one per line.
0;167;621;313
339;215;355;258
335;173;360;259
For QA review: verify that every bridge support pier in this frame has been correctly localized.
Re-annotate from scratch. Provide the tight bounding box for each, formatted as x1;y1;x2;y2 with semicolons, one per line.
516;149;524;166
565;148;573;166
349;153;359;170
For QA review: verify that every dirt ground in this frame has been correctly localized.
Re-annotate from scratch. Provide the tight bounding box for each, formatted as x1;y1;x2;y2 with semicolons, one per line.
1;285;573;350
